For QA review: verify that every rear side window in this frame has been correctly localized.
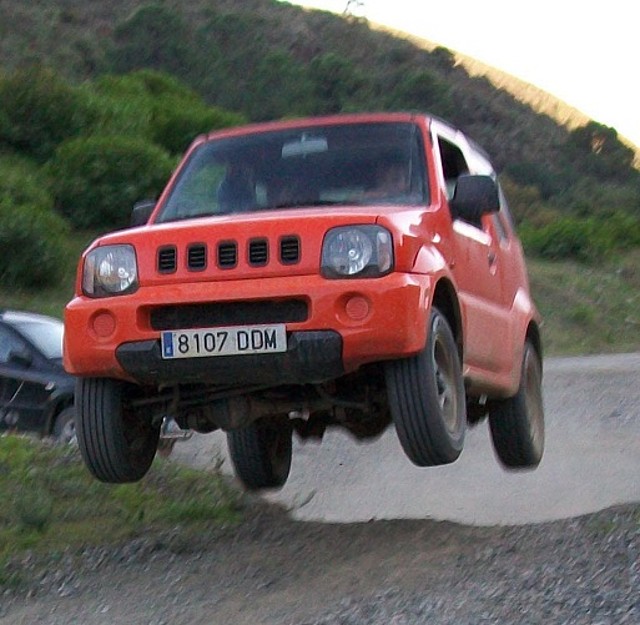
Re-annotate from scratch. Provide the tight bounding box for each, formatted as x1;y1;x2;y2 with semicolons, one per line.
437;138;469;201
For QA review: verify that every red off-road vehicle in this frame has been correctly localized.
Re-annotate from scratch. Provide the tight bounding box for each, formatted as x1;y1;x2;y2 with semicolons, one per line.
64;113;544;489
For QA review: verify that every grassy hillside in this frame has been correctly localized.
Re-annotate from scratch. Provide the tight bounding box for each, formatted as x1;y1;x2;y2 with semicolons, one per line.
0;0;638;357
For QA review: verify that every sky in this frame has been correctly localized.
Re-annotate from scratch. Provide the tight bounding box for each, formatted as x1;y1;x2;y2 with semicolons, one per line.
289;0;639;147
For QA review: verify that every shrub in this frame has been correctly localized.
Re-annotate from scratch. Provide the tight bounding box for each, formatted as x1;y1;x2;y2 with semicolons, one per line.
87;70;245;154
518;214;640;263
0;155;54;210
0;199;70;288
150;96;245;154
48;135;174;229
0;66;94;163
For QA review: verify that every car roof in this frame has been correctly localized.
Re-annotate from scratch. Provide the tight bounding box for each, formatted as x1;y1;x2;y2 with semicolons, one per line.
0;309;63;327
201;112;429;143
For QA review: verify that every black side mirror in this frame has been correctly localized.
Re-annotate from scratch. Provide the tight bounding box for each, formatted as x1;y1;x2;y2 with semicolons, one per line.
8;349;32;369
449;174;500;223
130;200;156;227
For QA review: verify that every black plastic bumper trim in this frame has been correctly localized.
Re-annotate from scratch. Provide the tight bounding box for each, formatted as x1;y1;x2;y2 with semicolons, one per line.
115;331;344;386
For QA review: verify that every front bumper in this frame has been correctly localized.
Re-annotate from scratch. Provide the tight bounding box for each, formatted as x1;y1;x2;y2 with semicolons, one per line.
116;331;343;386
64;272;432;385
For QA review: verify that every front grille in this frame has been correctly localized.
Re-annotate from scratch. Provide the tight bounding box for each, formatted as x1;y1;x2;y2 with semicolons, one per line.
156;235;301;273
248;238;268;266
150;300;309;331
187;244;207;271
217;241;237;268
157;246;177;273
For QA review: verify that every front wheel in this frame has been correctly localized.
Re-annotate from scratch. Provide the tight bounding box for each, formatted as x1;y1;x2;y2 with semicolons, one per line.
227;417;293;491
76;378;160;483
488;341;545;469
385;308;466;467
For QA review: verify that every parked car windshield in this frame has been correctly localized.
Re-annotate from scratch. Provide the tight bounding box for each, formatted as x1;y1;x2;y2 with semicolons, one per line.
156;122;428;223
9;317;64;360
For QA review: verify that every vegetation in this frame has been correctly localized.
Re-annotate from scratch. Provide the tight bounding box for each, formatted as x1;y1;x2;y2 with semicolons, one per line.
0;435;241;588
0;0;638;348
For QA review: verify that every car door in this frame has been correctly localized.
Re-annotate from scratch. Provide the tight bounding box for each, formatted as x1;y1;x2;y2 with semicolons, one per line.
431;125;513;375
0;325;52;433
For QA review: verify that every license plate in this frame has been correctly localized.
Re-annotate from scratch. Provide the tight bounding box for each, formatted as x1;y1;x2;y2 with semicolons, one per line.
161;324;287;360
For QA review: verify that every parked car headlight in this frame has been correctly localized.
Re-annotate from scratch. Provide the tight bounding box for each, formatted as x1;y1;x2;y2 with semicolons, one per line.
321;226;393;278
82;245;139;297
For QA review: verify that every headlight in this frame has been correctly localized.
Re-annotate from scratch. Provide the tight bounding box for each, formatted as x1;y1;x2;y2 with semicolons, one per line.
82;244;139;298
321;226;393;278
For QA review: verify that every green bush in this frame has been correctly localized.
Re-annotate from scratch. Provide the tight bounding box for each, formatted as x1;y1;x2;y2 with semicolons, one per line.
0;66;94;163
0;199;70;288
519;217;603;262
150;96;245;154
0;155;54;210
48;135;174;229
87;70;245;154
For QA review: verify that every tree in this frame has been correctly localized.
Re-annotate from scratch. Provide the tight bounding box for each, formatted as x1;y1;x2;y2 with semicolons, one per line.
567;121;637;182
308;53;363;114
109;4;196;78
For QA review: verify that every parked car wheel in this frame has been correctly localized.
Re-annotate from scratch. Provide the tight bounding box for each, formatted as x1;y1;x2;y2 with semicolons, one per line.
488;341;544;468
385;308;466;466
51;405;76;445
75;377;160;483
227;417;293;490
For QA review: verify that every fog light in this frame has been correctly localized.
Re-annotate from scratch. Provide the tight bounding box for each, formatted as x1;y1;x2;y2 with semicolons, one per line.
91;311;116;338
345;295;370;321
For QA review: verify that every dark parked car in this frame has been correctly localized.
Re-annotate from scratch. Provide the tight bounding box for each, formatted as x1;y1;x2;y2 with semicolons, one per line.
0;309;190;451
0;310;76;442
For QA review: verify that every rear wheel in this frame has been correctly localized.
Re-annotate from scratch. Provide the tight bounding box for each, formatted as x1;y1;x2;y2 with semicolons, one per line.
227;417;293;491
385;308;466;466
488;341;544;468
76;378;160;483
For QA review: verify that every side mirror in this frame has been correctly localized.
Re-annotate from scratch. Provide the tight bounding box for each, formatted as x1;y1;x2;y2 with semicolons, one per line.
449;175;500;223
130;200;156;227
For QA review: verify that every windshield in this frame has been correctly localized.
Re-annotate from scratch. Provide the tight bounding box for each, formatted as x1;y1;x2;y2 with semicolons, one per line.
156;122;428;223
11;317;64;360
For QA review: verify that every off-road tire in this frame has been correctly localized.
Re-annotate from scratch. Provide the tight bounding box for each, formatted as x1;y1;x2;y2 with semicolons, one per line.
227;418;293;491
385;308;466;466
488;341;545;468
76;377;159;483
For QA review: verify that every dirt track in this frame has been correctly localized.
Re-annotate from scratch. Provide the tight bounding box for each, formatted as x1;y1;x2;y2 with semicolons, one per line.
2;353;639;624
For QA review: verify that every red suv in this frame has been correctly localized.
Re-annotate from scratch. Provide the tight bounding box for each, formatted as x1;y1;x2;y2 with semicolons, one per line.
64;113;544;489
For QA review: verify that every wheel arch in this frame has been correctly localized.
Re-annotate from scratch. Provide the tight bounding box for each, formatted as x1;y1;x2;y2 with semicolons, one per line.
525;320;543;369
432;278;463;360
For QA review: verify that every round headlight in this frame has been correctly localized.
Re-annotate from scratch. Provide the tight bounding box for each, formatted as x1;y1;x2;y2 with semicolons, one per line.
83;245;139;297
323;228;374;276
321;226;393;278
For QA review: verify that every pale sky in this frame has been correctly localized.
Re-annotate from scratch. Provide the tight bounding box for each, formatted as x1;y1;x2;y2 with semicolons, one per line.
290;0;639;147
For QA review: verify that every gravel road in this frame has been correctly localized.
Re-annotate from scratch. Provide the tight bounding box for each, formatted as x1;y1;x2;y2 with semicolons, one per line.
1;353;639;624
